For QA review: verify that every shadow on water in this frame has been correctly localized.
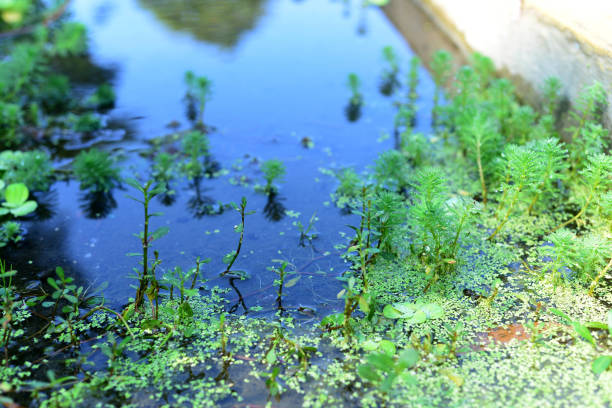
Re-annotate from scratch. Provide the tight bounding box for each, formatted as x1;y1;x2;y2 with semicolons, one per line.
137;0;268;48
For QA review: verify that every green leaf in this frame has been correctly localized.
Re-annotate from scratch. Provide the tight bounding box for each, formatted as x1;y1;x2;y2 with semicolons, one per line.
4;183;28;206
608;310;612;336
141;319;162;330
284;276;301;288
10;200;37;217
573;322;596;346
266;348;277;365
358;295;370;314
64;294;78;304
378;340;396;356
124;178;143;192
592;355;612;374
421;303;444;319
357;364;381;383
367;352;394;373
409;310;427;324
150;226;169;241
397;348;420;370
47;277;60;290
222;251;236;264
383;304;404;319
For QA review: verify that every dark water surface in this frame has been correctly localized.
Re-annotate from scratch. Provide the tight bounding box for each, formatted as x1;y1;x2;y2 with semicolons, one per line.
7;0;435;316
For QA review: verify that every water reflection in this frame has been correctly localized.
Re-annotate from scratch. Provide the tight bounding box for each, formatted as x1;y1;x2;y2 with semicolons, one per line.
186;177;223;218
79;190;118;219
138;0;268;49
263;191;286;222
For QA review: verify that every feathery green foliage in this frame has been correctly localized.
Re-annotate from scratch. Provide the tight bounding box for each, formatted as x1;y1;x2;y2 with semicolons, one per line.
261;159;286;193
72;149;121;193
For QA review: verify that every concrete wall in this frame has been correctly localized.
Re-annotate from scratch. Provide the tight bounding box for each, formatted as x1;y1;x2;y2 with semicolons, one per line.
384;0;612;129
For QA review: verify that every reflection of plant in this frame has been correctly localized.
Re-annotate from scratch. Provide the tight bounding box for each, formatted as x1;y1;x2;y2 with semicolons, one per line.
261;159;285;194
72;149;121;193
184;71;213;126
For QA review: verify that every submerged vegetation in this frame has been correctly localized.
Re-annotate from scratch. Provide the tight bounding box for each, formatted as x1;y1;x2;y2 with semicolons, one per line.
0;3;611;408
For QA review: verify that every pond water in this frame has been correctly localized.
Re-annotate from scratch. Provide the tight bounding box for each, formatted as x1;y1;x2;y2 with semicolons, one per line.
6;0;435;317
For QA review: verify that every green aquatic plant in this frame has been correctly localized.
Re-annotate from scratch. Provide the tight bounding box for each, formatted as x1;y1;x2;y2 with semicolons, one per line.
379;46;399;96
222;197;253;277
0;102;22;146
72;148;121;193
125;179;169;312
0;183;37;217
552;153;612;232
86;83;116;110
294;212;319;247
569;122;609;172
180;130;210;179
152;152;178;184
538;230;578;285
347;72;363;106
0;149;53;191
357;347;419;395
542;76;562;118
406;56;420;110
524;138;568;215
261;159;285;194
470;52;495;89
489;144;539;240
456;110;501;206
71;112;102;133
374;150;409;192
566;81;607;143
0;221;23;247
184;70;213;126
430;50;453;127
399;131;429;167
0;260;16;365
51;22;88;57
39;74;71;113
408;167;480;287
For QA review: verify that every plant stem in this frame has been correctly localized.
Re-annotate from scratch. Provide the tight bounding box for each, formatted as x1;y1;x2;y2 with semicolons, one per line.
588;256;612;296
551;193;593;233
476;138;487;206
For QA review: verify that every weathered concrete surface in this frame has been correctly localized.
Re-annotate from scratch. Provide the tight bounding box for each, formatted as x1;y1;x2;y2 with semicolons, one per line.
384;0;612;129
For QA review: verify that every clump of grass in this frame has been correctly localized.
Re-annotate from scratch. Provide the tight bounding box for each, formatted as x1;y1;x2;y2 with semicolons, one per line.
72;148;121;193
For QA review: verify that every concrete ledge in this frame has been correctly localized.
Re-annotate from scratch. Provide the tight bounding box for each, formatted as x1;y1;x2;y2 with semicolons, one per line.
384;0;612;129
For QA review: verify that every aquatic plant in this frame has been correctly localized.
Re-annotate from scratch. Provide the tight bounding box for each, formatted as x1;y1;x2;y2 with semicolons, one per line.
470;52;495;89
430;50;452;127
86;83;116;110
541;76;562;118
180;130;210;179
357;346;419;395
379;46;399;96
125;179;169;312
456;110;501;206
488;144;539;240
72;148;121;193
406;56;420;111
51;22;88;56
184;70;213;126
399;131;429;167
261;159;285;194
569;122;609;172
373;150;409;192
39;74;71;113
294;212;319;247
408;167;480;287
552;153;612;232
566;81;607;143
345;73;363;122
0;183;37;217
524;138;568;214
222;197;253;277
0;221;23;247
0;149;53;191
